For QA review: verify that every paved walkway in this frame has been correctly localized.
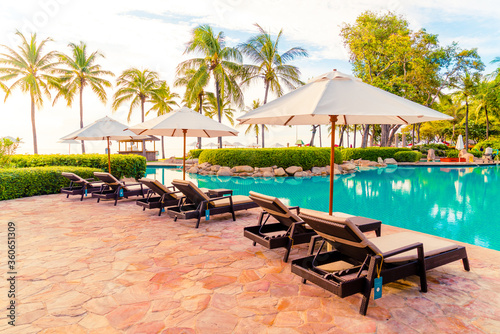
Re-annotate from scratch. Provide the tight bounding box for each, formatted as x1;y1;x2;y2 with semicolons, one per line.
1;194;499;333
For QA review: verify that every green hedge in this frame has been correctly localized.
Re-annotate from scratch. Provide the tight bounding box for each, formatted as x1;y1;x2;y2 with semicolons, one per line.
412;144;449;157
0;166;102;201
341;147;412;161
394;151;422;162
446;149;482;158
10;154;146;179
473;139;500;151
198;147;342;170
188;149;204;159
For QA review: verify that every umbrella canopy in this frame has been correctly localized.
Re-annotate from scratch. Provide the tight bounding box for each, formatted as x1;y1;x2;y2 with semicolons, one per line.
58;139;80;154
222;140;233;146
237;70;453;215
272;143;285;148
456;135;465;150
61;116;151;173
205;142;219;148
128;107;238;179
233;142;244;147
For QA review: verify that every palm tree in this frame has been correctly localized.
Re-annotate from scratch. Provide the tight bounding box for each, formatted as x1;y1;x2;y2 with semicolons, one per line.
178;25;243;148
112;68;162;155
146;82;180;159
474;77;499;139
204;91;236;126
174;67;207;149
453;72;480;150
239;24;308;147
242;99;268;145
0;31;60;154
54;42;114;153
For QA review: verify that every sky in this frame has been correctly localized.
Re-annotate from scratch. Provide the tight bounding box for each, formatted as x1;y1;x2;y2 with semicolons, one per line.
1;0;500;157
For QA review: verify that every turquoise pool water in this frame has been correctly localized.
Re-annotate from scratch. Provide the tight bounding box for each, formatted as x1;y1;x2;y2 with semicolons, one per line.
146;165;500;251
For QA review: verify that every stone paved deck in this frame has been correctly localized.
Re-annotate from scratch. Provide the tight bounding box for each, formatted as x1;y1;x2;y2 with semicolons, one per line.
1;194;500;333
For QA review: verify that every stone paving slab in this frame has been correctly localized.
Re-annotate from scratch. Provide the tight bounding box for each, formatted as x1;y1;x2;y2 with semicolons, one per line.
0;194;499;333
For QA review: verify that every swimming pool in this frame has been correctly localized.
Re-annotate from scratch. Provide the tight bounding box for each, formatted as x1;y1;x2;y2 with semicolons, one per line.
146;165;500;251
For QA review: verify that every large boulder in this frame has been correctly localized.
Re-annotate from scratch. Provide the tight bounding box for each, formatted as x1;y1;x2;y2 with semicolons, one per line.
274;168;288;177
233;165;254;173
341;162;357;171
294;171;306;177
210;165;221;172
359;160;377;167
384;158;397;165
377;157;384;164
311;167;324;175
253;172;263;177
217;167;233;176
198;162;211;169
262;171;274;177
187;166;199;174
259;167;273;173
285;166;303;175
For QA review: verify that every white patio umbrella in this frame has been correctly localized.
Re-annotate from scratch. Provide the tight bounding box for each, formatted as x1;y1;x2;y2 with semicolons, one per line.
57;139;81;154
233;142;244;147
238;70;453;215
205;142;219;148
128;107;238;179
272;143;285;148
61;116;150;174
455;135;465;150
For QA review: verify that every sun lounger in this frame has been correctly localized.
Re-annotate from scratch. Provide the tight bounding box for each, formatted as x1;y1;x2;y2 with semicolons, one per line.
60;172;106;201
92;172;148;206
244;192;382;262
291;208;470;315
167;179;258;228
136;178;182;216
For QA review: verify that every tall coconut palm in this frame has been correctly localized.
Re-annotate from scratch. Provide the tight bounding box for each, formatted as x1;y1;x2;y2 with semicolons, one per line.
112;68;162;155
146;82;180;159
204;91;236;126
54;42;114;153
178;25;243;148
0;31;60;154
242;100;268;145
239;24;308;147
453;72;480;150
474;77;499;139
174;67;207;148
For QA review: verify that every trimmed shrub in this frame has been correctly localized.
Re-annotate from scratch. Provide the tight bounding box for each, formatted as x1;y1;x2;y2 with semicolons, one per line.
10;154;146;179
412;144;449;157
188;149;204;159
0;166;102;201
473;139;500;151
341;147;412;161
394;151;422;162
198;147;342;170
446;150;459;158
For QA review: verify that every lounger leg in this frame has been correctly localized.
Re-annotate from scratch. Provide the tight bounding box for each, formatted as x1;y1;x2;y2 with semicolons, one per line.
196;215;202;228
158;208;162;216
254;211;266;246
114;195;118;206
462;255;470;271
360;256;378;316
417;245;427;293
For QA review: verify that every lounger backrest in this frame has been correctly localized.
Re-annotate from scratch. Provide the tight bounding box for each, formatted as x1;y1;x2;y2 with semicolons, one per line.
249;191;301;226
94;172;124;190
299;208;381;261
62;172;86;184
138;178;177;200
172;179;210;206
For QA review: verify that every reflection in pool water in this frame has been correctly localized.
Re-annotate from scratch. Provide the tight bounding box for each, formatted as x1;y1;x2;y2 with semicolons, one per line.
146;165;500;251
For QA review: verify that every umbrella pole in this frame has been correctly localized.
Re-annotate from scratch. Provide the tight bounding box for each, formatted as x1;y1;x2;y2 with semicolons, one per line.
183;129;187;180
329;115;338;215
107;137;112;174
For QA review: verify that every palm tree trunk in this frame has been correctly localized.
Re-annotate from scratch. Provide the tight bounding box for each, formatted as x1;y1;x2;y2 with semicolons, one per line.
141;98;146;156
319;125;322;147
262;82;270;148
465;98;469;151
31;94;38;154
361;125;370;148
161;136;165;159
198;94;203;149
485;105;489;139
215;79;222;148
79;85;85;154
353;125;356;148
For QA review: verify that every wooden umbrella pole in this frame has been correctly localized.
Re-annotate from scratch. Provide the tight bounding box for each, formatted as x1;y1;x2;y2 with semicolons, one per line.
329;115;338;215
183;129;187;180
107;137;112;174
